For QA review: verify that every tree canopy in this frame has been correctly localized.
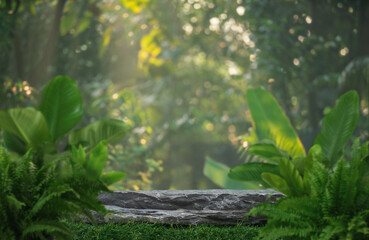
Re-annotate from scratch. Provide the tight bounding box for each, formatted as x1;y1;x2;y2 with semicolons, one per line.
0;0;368;189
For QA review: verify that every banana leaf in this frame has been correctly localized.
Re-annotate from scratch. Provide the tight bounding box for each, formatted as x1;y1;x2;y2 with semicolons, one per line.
246;87;306;158
39;76;82;142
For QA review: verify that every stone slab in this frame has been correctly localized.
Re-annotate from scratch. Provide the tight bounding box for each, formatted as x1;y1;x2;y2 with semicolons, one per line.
90;189;283;225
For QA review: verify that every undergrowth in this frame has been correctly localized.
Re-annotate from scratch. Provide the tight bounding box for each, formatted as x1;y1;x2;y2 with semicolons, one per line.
67;222;259;240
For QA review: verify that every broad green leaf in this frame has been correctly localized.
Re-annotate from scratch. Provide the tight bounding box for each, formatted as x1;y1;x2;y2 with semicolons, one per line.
0;108;49;146
246;87;306;158
228;162;280;188
314;90;359;167
3;131;27;154
68;119;129;149
203;157;262;190
278;158;306;197
39;75;82;142
262;172;291;196
247;143;288;163
86;141;108;178
101;172;126;186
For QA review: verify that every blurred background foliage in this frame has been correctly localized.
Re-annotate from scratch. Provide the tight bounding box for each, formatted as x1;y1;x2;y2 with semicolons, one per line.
0;0;368;190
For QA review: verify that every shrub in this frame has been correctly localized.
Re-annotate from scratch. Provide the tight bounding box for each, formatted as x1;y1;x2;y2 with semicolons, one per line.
229;88;369;239
0;76;128;239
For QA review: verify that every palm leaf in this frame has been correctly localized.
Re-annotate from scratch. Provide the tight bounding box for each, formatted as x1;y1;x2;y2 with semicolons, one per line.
246;87;306;158
39;75;83;142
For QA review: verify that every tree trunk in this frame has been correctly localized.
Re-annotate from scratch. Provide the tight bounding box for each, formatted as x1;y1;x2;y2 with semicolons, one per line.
28;0;68;87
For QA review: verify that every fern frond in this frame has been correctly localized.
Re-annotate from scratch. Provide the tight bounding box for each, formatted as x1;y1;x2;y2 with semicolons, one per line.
22;220;72;240
28;184;75;219
258;225;315;240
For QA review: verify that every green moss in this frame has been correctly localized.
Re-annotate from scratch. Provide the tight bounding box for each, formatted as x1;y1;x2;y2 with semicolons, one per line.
67;222;259;240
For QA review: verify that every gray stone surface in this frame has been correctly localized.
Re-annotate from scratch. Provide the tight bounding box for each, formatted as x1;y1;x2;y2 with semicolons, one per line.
91;189;283;225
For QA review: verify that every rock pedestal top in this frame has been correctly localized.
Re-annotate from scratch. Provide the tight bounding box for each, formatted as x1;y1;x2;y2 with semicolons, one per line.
93;189;283;225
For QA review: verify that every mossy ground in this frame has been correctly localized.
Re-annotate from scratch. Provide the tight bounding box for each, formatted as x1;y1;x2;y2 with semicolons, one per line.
67;222;259;240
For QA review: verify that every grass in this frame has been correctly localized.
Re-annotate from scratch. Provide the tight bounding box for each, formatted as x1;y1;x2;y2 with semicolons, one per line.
67;222;259;240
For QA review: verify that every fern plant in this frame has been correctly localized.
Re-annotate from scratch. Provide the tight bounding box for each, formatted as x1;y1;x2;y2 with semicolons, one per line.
229;89;359;197
229;88;369;239
0;141;125;240
249;140;369;240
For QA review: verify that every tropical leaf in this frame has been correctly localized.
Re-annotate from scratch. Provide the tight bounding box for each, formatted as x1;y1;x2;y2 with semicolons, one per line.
228;162;280;188
101;171;126;185
262;172;291;196
278;157;306;197
0;108;49;146
39;75;83;142
247;142;288;163
68;119;129;149
203;157;262;189
246;87;306;158
86;141;108;178
2;131;27;155
314;90;359;167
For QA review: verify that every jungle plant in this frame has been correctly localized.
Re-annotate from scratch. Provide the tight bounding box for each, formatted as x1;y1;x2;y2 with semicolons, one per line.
0;75;129;157
228;88;359;197
227;87;369;239
248;140;369;240
0;141;125;240
0;75;127;239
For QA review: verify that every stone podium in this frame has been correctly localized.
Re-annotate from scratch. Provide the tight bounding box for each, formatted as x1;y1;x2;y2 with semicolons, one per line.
90;189;283;225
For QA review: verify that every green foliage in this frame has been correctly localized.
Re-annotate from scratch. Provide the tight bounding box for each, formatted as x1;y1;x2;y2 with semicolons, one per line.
0;107;49;147
86;141;108;178
236;88;367;239
0;75;129;156
248;140;369;240
39;75;83;143
68;119;129;150
203;157;260;190
0;75;127;239
314;90;359;167
246;87;306;158
0;141;125;240
1;0;368;191
67;222;259;240
229;89;360;197
228;162;279;189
